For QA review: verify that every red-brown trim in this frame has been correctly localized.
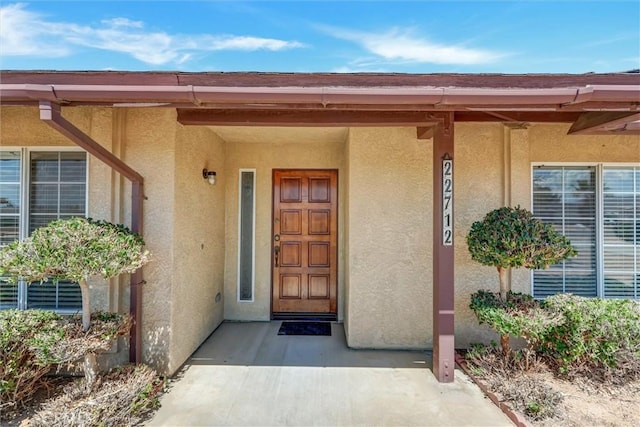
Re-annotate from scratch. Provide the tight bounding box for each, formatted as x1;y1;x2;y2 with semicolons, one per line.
432;112;455;383
39;101;145;364
177;108;443;126
175;109;585;127
568;111;640;135
3;83;639;111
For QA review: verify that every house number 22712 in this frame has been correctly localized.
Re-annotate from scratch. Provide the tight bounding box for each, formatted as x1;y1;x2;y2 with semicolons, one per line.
442;157;453;246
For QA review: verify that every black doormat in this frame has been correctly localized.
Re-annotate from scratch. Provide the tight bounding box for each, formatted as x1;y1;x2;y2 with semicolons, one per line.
278;321;331;336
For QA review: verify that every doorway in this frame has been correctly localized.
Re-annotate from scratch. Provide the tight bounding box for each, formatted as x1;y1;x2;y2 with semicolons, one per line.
271;169;338;319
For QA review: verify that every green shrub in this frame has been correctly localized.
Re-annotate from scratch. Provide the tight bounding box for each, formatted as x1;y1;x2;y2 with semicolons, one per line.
540;294;640;372
466;206;576;354
467;206;576;272
0;310;65;412
470;292;640;377
0;217;150;332
470;290;562;348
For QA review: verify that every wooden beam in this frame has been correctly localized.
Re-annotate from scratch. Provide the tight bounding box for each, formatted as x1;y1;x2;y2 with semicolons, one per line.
40;102;143;183
178;108;440;126
417;126;434;139
39;101;145;365
568;112;640;135
455;111;580;123
178;108;586;126
432;112;455;383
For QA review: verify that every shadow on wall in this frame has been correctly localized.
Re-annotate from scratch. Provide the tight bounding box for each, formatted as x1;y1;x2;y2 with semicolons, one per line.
143;325;171;373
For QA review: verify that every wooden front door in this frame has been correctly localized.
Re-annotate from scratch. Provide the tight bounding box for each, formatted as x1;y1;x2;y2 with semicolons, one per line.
272;169;338;317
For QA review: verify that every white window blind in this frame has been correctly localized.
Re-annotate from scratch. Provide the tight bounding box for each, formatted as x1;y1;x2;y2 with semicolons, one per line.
0;149;87;312
0;151;22;309
532;165;639;299
532;166;597;297
0;151;21;247
602;167;639;298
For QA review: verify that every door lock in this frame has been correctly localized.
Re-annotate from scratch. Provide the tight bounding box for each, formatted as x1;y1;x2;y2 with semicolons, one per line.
274;234;280;241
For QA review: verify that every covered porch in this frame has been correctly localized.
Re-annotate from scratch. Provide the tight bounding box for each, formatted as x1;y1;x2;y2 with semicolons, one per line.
1;71;638;381
147;321;511;426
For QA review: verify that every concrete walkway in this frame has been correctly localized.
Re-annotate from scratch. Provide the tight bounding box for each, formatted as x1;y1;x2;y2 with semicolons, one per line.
148;322;511;426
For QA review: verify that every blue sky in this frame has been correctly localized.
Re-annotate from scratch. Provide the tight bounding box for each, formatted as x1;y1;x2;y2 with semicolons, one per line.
0;1;638;73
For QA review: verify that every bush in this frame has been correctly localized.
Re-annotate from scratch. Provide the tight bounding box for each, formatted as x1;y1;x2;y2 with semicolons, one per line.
540;294;640;374
470;291;640;378
0;310;65;411
470;290;562;348
0;310;132;415
467;206;576;271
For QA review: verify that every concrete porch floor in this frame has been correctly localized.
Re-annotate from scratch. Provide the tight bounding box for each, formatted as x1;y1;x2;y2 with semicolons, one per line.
147;321;511;426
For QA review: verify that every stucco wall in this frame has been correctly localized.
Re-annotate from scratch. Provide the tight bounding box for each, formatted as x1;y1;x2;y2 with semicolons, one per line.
118;108;177;371
223;136;346;321
529;123;640;163
169;125;226;373
345;127;432;349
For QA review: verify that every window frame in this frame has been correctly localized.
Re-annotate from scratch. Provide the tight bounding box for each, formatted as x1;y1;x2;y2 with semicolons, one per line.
1;146;89;313
530;162;640;299
237;168;256;303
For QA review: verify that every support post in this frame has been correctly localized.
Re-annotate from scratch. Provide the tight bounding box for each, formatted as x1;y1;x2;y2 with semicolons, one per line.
129;181;144;363
432;112;455;382
40;101;145;364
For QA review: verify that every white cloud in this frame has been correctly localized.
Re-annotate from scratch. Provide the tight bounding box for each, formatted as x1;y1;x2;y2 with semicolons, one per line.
320;25;503;66
0;3;70;56
208;36;305;51
0;3;304;65
102;17;144;29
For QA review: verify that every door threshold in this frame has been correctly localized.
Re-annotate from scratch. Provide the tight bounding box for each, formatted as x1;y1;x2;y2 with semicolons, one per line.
272;312;337;321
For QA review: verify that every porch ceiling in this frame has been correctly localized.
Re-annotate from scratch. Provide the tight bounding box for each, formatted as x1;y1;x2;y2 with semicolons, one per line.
1;71;639;135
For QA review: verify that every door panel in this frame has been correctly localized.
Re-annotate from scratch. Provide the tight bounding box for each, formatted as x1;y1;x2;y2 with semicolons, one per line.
272;169;338;315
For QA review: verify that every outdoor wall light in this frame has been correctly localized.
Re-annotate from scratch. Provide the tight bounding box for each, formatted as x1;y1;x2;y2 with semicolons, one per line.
202;169;217;185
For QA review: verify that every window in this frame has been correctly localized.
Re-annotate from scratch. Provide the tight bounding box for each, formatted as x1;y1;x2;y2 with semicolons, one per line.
0;149;87;311
532;165;639;299
237;169;255;301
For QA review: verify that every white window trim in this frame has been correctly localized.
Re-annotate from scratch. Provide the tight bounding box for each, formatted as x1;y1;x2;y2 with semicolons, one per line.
237;168;256;303
530;162;640;299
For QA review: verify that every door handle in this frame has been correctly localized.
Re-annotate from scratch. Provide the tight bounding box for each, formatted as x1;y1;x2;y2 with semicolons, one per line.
274;245;280;267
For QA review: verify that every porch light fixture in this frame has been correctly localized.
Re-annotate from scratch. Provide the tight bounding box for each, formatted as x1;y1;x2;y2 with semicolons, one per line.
202;169;217;185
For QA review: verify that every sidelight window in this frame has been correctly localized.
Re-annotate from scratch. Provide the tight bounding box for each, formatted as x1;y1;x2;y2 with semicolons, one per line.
238;169;256;302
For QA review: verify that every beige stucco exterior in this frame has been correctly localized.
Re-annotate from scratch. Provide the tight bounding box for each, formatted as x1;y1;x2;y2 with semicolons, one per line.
345;127;432;348
1;105;639;374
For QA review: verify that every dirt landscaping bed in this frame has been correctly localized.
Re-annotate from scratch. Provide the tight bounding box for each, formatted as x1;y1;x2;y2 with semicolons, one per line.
458;349;640;427
2;365;164;427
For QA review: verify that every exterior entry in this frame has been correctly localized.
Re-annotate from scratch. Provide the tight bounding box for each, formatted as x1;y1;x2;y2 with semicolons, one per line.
272;170;338;319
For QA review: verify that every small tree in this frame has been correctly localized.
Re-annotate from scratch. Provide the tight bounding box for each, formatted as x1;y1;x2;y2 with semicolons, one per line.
0;217;149;331
466;206;576;353
0;217;149;387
